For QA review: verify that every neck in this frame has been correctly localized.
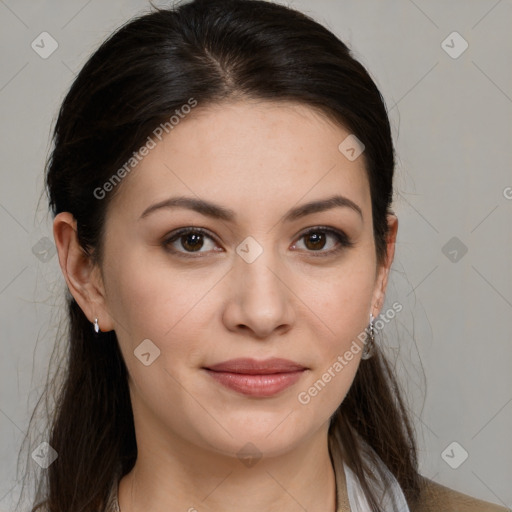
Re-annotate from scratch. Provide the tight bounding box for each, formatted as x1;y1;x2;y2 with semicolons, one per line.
117;424;344;512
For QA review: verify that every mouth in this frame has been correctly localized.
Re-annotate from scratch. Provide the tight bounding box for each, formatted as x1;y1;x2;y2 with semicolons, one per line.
202;358;308;397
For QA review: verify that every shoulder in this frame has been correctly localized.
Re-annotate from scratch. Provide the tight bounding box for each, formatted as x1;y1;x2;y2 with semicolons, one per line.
413;475;510;512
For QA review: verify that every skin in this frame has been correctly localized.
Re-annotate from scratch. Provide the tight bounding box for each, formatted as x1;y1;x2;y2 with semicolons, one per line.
54;99;398;512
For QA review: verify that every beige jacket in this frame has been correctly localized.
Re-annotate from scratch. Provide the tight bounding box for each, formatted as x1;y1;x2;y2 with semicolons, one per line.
414;477;511;512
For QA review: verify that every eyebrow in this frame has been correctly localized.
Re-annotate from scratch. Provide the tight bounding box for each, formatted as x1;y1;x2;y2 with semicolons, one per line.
139;194;363;222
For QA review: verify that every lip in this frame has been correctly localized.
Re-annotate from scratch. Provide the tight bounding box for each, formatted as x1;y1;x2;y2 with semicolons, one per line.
205;357;306;374
203;358;307;397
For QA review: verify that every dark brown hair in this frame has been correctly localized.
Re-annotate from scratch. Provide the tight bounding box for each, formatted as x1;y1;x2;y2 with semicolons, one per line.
19;1;423;510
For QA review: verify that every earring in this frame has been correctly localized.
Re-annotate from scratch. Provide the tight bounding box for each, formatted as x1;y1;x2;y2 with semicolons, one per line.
93;317;100;334
361;313;375;360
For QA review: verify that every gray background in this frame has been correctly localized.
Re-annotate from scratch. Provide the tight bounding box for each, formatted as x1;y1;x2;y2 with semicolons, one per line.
0;0;511;509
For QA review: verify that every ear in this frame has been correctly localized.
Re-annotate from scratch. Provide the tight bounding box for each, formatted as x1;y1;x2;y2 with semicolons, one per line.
371;213;398;318
53;212;114;332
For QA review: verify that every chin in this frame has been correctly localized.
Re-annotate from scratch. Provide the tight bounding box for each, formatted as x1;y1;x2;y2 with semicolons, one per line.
190;413;315;460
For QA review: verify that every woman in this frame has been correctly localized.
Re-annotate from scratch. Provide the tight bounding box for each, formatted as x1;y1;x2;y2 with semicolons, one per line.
22;0;509;510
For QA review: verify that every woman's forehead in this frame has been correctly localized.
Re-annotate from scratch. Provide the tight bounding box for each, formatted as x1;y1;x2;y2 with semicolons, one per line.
110;100;371;219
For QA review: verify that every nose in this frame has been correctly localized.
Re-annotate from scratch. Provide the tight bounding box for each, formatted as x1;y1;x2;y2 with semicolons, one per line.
222;246;295;340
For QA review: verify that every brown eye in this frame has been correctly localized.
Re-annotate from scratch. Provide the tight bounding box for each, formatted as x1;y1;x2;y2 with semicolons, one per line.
180;232;205;252
293;227;354;256
303;231;327;251
163;228;220;256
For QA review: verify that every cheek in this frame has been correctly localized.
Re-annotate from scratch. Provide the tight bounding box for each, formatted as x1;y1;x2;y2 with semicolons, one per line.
108;260;210;415
300;262;375;342
105;252;222;388
293;265;375;406
106;251;205;339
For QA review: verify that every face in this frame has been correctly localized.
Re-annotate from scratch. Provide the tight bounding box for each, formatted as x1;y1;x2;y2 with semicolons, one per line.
90;100;395;459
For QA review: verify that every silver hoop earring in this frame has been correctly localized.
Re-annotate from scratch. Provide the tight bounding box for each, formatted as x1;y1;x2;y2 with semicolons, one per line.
93;317;100;334
361;313;375;360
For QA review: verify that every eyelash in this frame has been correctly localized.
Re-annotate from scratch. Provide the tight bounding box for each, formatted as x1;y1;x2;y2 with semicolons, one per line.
162;226;354;258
